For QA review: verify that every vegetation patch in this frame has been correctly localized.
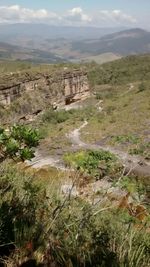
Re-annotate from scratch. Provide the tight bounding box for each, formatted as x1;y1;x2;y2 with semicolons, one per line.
81;81;150;151
111;134;141;145
0;163;149;266
42;108;70;124
117;176;146;196
36;104;98;153
64;150;122;179
0;125;40;162
129;142;150;159
88;55;150;86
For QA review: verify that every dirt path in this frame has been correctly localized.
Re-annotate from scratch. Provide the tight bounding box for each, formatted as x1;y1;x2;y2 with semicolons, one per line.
67;120;88;147
67;121;150;177
28;120;150;177
121;83;134;97
67;120;138;162
27;122;89;170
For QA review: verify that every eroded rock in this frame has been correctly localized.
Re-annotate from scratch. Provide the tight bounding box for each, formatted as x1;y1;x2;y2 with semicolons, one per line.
0;69;90;109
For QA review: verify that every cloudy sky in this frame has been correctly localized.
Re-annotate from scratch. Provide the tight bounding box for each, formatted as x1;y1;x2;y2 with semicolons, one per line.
0;0;149;28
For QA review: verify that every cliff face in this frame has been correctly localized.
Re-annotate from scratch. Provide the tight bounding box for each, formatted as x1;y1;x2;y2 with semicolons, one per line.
0;70;90;107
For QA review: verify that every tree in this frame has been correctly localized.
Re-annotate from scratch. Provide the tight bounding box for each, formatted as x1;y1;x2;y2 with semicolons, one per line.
0;125;40;162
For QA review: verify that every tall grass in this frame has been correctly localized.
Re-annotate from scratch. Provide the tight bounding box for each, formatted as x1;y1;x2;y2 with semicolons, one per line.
0;162;150;267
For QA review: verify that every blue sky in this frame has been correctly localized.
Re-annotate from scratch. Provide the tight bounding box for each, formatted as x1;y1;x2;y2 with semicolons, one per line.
1;0;149;12
0;0;149;28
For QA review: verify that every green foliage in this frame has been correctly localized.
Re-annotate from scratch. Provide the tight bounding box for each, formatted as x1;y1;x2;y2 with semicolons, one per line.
118;176;145;196
0;60;32;73
0;164;47;254
41;105;97;126
64;150;122;179
88;55;150;86
5;138;20;157
0;163;150;267
129;142;150;159
20;147;35;161
111;135;140;145
11;125;40;147
0;125;40;161
42;108;70;124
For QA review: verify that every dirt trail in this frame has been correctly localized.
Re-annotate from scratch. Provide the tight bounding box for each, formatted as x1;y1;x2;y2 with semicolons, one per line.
68;120;138;162
28;120;150;177
67;120;88;147
67;121;150;177
27;122;88;170
121;83;134;97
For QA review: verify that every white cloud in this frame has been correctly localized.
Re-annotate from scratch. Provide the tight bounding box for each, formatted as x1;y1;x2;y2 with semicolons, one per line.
99;10;137;25
0;5;91;25
0;5;137;27
66;7;92;23
0;5;60;24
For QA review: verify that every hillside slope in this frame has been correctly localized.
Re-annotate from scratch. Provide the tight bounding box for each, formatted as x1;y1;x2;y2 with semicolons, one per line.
88;54;150;85
0;41;67;63
77;54;150;162
72;28;150;56
0;23;125;41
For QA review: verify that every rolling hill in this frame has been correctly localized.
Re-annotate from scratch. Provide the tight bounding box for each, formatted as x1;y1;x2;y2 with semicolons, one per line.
72;28;150;56
0;23;125;42
0;26;150;63
0;41;67;63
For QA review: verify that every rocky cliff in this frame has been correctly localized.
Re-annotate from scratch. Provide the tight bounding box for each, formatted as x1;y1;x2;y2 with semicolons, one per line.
0;69;90;106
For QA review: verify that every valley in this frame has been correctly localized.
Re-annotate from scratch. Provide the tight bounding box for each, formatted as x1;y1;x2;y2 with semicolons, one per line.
0;26;150;64
0;54;150;267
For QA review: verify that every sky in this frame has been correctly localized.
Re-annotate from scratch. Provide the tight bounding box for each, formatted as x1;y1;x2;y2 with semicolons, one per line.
0;0;149;28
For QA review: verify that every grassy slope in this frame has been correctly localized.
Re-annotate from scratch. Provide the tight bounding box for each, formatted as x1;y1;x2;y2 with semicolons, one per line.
88;54;150;85
78;55;150;157
29;55;150;159
36;99;96;154
1;162;150;267
82;83;149;139
82;53;121;64
0;60;64;74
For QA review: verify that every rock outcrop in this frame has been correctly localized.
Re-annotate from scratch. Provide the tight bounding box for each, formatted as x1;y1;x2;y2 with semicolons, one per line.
0;69;90;107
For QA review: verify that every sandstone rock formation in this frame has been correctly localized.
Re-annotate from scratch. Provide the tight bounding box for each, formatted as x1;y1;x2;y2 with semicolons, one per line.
0;69;90;107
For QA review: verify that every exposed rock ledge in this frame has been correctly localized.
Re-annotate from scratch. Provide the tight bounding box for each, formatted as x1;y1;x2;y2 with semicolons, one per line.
0;69;90;109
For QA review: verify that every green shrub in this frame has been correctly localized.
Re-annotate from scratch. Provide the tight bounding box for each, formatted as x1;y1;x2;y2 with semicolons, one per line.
129;142;150;159
88;55;150;86
64;150;122;179
0;125;40;161
117;176;146;196
42;108;70;124
0;163;47;257
111;135;140;145
41;106;97;128
95;87;116;101
0;163;150;267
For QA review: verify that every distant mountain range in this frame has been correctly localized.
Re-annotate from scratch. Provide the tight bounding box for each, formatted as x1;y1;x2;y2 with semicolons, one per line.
72;28;150;56
0;23;125;41
0;25;150;64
